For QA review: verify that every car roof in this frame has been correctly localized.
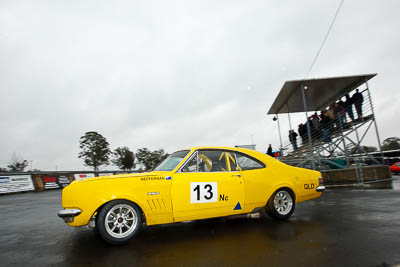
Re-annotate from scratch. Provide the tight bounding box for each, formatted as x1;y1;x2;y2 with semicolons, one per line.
182;146;263;157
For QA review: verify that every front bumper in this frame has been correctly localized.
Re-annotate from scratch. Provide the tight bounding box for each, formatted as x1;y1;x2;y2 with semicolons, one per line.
316;185;326;192
58;209;81;223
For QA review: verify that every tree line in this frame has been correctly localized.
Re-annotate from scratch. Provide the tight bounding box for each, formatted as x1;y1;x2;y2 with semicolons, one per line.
1;131;169;173
78;131;169;173
3;135;400;172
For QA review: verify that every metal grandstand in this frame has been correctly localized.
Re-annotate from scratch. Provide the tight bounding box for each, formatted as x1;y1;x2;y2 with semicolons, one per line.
268;73;384;173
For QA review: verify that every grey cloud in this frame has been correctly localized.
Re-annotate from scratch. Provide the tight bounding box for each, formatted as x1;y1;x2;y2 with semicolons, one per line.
1;0;399;170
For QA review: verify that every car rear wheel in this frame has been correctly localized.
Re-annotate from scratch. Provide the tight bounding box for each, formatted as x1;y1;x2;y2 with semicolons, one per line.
266;188;295;220
97;200;142;245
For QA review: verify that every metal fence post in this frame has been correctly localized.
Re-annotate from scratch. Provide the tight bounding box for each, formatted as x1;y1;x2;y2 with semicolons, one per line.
301;84;315;169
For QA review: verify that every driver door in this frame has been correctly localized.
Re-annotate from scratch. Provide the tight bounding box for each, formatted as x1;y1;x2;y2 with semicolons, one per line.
171;150;245;222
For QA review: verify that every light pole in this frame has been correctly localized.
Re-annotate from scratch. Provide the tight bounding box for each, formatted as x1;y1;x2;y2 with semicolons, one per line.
273;114;283;155
301;84;315;169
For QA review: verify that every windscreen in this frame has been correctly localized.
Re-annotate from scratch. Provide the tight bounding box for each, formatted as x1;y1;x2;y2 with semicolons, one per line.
153;150;190;171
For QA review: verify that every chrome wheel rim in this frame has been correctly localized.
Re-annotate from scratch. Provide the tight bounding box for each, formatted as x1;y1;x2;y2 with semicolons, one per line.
273;191;293;215
105;204;138;239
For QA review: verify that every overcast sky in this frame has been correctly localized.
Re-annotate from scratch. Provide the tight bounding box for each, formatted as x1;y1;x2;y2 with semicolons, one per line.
1;0;399;171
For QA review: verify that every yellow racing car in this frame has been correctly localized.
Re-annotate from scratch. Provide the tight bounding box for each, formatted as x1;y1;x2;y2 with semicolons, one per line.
58;147;325;245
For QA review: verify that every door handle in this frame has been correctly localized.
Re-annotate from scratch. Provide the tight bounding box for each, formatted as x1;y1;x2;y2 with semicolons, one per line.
232;174;241;178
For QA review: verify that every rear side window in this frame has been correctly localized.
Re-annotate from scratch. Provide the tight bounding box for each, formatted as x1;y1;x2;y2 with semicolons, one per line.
235;153;265;170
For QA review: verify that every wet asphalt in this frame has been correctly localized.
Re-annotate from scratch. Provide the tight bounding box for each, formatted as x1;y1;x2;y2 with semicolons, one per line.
0;178;400;267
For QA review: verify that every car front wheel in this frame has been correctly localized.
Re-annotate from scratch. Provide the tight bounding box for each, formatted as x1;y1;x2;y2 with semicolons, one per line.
266;189;295;220
97;200;142;245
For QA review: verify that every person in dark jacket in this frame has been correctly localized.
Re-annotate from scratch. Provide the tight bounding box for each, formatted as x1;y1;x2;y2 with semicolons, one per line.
298;123;306;144
267;144;273;157
320;110;332;142
352;89;364;120
311;112;320;138
338;99;346;122
334;102;345;128
289;130;298;151
344;94;354;121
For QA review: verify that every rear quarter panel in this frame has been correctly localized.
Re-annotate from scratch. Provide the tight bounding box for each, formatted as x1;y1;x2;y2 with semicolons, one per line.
236;149;322;209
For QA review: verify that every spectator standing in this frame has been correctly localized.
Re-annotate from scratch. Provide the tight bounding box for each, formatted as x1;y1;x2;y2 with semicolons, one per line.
344;94;354;121
320;110;332;142
338;99;346;122
298;123;306;145
288;130;298;151
267;144;273;157
311;112;320;138
307;116;314;139
352;89;364;120
327;104;336;125
334;102;345;128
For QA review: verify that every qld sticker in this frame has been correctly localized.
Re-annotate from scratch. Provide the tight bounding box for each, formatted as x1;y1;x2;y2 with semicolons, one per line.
190;182;217;203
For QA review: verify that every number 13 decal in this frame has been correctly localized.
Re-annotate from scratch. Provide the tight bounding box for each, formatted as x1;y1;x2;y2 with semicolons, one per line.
190;182;218;203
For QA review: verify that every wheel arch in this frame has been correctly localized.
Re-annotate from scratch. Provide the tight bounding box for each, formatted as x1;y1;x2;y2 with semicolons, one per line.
92;197;148;225
266;184;297;205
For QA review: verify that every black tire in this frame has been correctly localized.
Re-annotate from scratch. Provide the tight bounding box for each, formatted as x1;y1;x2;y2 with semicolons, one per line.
97;200;142;245
266;188;295;220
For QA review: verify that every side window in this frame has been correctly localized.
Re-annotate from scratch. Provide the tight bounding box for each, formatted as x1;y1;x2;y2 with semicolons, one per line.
197;150;244;172
180;150;245;172
235;153;264;170
198;150;228;172
181;153;198;172
198;152;213;172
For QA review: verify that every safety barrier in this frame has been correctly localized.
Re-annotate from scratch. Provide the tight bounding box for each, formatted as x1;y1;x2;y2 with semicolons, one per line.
322;165;393;189
0;171;123;195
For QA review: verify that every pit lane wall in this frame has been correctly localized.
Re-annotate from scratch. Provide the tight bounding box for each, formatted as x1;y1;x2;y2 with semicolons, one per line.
0;171;122;195
321;165;392;188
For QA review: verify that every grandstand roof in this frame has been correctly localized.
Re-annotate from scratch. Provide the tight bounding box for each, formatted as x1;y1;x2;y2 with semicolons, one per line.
268;73;377;114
